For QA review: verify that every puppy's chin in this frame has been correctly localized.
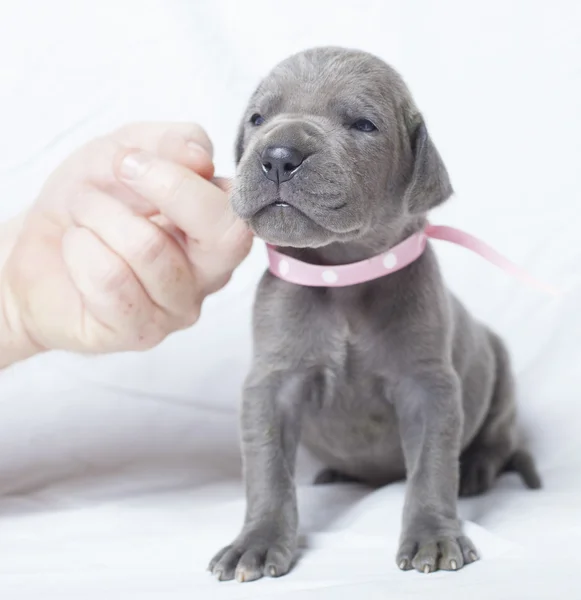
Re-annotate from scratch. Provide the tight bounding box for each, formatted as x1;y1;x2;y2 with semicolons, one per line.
247;205;335;248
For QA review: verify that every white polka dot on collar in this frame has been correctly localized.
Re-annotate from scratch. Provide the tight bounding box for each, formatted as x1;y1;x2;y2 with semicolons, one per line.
278;259;290;276
322;269;338;284
383;252;398;269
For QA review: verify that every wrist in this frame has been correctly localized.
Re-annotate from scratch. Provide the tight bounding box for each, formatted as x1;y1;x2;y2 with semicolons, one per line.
0;216;43;368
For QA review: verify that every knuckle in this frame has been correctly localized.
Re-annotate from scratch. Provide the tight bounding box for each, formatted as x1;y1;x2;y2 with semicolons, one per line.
180;123;213;156
112;122;146;141
165;169;194;206
75;136;127;184
81;135;122;161
131;222;169;265
159;123;214;160
98;260;133;293
135;317;172;350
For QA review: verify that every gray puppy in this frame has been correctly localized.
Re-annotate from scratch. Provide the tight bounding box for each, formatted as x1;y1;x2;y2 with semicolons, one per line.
209;47;541;583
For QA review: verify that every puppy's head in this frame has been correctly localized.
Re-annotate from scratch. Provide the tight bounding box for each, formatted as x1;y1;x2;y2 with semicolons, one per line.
232;47;452;248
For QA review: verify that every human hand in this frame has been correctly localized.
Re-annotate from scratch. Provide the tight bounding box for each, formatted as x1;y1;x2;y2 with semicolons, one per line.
0;122;252;363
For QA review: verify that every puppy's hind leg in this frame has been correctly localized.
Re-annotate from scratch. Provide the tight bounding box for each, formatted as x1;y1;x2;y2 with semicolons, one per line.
459;331;541;497
314;468;363;486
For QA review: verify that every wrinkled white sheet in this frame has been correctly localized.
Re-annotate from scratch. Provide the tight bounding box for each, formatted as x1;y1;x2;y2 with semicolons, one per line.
0;1;580;598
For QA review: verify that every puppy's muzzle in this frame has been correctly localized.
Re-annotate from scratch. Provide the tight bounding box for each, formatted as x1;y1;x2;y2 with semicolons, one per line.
261;145;305;184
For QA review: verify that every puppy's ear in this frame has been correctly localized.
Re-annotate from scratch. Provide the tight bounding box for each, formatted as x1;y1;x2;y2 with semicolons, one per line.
403;113;453;213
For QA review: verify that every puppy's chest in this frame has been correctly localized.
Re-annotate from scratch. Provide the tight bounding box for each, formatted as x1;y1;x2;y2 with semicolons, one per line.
292;297;401;461
284;293;397;403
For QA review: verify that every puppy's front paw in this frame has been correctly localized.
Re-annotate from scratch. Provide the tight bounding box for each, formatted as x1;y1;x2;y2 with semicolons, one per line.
208;528;297;583
396;534;479;573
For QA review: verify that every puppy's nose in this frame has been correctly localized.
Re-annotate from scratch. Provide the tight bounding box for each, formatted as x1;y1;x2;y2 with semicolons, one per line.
261;146;304;183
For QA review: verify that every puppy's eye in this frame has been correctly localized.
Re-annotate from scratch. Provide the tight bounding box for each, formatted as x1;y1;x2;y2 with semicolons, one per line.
250;113;265;126
352;119;377;133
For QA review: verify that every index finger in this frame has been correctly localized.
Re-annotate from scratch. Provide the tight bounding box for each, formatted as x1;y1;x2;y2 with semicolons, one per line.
117;150;246;247
112;121;214;159
63;123;215;196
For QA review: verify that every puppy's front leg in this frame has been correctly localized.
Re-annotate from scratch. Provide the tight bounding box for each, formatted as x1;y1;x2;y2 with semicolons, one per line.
395;367;479;574
209;370;304;583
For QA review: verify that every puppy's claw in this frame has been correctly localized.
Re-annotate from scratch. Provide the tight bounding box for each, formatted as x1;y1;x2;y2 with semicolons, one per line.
399;559;408;570
423;564;430;574
269;566;277;577
449;559;458;571
236;571;245;583
469;551;479;563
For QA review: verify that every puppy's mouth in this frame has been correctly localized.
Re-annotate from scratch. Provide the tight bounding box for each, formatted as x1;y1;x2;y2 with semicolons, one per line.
258;200;303;217
253;199;317;229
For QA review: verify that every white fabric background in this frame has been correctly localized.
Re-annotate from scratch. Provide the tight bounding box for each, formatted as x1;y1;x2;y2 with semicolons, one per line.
0;1;580;598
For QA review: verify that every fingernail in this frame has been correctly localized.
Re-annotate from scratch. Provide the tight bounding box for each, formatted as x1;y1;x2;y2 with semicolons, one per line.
120;150;154;180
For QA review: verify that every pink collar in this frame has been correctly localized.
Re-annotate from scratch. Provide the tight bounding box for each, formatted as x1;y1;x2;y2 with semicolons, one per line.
266;224;558;294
